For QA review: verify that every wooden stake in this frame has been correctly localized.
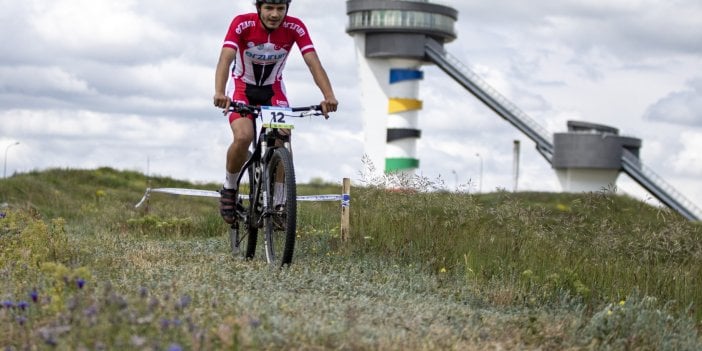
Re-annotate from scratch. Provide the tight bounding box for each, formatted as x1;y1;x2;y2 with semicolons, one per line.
341;177;351;242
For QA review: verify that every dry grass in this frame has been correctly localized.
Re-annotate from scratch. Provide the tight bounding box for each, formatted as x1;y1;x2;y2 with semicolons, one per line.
1;168;700;349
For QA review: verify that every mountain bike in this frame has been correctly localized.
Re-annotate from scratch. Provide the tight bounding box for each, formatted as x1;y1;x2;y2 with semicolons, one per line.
225;103;324;266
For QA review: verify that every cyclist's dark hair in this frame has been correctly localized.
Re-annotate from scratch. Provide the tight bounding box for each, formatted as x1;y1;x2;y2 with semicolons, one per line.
256;0;291;6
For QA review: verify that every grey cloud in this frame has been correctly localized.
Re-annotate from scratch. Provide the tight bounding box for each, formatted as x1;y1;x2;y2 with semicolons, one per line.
455;1;702;73
644;79;702;126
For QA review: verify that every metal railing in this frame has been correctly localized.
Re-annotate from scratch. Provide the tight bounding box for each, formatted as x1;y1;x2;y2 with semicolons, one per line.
425;38;554;162
621;150;701;221
425;37;700;221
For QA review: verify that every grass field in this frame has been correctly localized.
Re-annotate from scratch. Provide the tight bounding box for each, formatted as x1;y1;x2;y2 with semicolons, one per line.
1;167;701;350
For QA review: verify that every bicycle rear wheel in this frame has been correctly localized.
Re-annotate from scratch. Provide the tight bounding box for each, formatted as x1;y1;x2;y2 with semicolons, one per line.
264;147;297;266
230;162;258;259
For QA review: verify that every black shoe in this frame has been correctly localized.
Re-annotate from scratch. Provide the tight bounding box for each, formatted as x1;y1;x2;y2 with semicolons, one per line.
219;187;238;224
272;204;286;230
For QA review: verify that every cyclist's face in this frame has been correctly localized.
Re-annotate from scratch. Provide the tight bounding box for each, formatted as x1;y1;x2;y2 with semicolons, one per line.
259;4;287;29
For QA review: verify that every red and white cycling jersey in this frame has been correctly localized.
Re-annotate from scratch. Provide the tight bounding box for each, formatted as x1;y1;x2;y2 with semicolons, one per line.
223;13;315;115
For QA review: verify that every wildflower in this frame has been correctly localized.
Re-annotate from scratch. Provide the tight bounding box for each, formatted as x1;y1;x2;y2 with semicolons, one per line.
619;300;626;306
177;295;191;310
160;318;171;330
148;297;160;311
555;203;570;212
249;317;262;328
2;300;13;309
439;267;447;273
84;305;98;318
30;289;38;303
0;212;5;219
95;190;106;198
76;278;86;289
18;301;28;310
16;316;27;326
167;343;183;351
139;287;148;299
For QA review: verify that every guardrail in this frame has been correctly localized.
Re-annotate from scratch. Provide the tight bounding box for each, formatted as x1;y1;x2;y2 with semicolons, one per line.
135;178;353;240
621;151;701;221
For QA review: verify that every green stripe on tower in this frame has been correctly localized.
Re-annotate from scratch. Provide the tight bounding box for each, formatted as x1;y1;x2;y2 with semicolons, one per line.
385;158;420;172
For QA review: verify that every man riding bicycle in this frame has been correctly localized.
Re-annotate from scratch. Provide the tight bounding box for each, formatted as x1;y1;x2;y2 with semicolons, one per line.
213;0;338;224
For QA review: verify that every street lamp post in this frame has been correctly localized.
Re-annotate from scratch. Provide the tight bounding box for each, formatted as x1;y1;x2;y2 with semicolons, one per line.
4;141;20;178
475;153;483;193
451;169;458;190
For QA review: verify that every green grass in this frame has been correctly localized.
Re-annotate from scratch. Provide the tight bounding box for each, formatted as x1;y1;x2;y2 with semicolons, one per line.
1;167;701;350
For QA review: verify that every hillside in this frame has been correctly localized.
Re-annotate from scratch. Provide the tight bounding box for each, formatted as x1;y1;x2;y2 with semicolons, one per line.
1;168;701;350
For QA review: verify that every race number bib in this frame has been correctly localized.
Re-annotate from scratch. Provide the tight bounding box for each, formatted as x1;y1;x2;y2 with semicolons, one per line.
261;106;295;129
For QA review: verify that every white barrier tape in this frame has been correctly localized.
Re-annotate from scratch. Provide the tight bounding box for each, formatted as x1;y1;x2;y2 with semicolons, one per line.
135;188;350;208
297;195;344;202
152;188;219;198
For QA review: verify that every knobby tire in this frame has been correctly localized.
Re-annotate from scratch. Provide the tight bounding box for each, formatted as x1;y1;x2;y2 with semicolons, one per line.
264;147;297;266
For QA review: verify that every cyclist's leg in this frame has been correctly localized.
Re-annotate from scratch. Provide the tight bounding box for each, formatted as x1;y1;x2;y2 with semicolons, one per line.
226;117;255;177
220;91;255;223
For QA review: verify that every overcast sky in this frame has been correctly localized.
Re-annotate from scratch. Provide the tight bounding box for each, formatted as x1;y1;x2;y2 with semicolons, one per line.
1;0;701;214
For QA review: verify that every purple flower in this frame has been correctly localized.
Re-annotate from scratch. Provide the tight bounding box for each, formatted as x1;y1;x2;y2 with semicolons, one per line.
2;300;13;309
84;305;98;317
167;344;183;351
18;301;28;310
177;295;191;309
249;317;262;328
16;316;27;326
0;212;6;219
160;318;170;330
76;278;85;289
139;287;148;298
30;289;38;303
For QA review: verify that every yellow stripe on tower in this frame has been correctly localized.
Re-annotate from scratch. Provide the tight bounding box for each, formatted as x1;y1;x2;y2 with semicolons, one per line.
388;98;423;114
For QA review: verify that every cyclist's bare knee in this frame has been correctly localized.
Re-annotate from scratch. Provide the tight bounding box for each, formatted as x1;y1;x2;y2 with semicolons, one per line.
231;118;254;145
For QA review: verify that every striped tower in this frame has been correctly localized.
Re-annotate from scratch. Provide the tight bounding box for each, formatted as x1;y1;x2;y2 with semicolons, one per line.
386;64;423;174
346;0;457;176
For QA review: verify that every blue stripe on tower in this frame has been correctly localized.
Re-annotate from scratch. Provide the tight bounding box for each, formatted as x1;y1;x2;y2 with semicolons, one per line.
389;68;424;84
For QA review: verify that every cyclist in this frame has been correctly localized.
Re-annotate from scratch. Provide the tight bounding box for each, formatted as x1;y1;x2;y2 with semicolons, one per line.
213;0;338;224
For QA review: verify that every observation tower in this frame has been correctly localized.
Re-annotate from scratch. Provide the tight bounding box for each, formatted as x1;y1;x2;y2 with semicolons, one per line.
552;121;642;192
346;0;458;175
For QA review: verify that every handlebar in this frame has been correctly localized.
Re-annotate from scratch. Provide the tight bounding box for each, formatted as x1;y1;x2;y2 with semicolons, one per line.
225;103;324;117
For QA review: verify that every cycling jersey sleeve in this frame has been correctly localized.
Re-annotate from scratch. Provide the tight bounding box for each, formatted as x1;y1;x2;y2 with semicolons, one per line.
223;14;256;51
285;17;315;55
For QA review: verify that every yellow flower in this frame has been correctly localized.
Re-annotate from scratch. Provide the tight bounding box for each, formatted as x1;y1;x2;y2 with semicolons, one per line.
439;267;447;273
555;203;570;212
619;300;626;306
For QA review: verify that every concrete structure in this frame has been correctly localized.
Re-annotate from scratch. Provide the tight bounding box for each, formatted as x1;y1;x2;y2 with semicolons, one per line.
346;0;457;174
345;1;700;220
552;121;641;192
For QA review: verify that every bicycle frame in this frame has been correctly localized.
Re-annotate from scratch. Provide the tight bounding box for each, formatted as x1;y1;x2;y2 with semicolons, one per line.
234;104;321;220
226;103;323;264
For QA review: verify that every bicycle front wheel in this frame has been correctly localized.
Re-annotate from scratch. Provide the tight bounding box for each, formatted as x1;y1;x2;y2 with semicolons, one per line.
264;147;297;266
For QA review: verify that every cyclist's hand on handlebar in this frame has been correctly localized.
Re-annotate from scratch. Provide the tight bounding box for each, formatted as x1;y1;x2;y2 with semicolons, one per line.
213;93;231;110
320;96;338;119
